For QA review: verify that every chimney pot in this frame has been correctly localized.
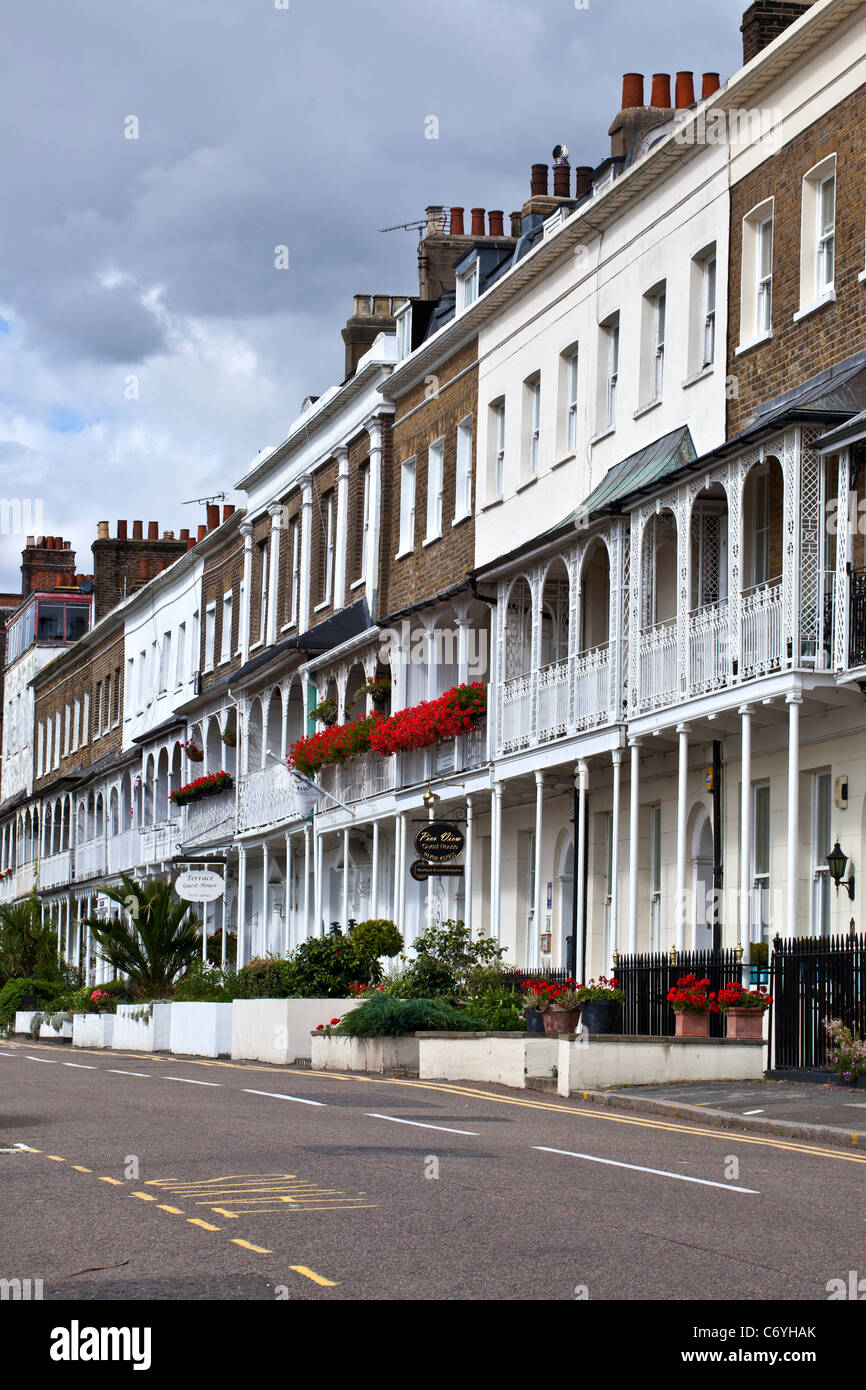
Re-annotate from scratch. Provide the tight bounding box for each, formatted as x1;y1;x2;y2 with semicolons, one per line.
530;164;549;197
702;72;721;98
117;520;128;540
575;166;593;199
163;530;174;540
621;72;645;109
132;520;143;540
206;504;220;531
138;558;150;581
488;210;505;237
470;208;485;236
353;294;372;317
223;504;235;522
372;295;390;316
675;71;695;108
179;528;190;542
552;165;570;197
510;211;522;237
96;521;109;541
186;536;196;551
450;207;465;235
197;524;207;542
650;73;672;108
147;521;159;540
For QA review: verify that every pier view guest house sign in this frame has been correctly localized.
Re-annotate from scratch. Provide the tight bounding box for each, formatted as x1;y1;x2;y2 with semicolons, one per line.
413;822;465;864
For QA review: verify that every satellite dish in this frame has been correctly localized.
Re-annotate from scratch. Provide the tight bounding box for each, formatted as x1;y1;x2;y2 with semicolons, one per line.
552;143;569;164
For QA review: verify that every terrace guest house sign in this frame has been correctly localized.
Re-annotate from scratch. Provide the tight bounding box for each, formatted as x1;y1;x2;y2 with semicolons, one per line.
174;868;225;904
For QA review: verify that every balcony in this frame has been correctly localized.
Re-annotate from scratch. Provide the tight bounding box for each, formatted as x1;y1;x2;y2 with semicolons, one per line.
237;764;292;835
41;849;72;890
573;645;612;732
108;828;141;875
638;618;678;711
139;822;176;863
318;751;397;806
688;598;729;695
0;864;34;902
496;649;614;755
75;838;106;882
740;579;783;680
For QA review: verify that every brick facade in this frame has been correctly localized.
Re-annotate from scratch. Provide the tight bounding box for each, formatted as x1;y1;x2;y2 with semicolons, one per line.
199;528;245;692
33;617;125;791
727;88;866;436
92;522;189;622
380;339;478;616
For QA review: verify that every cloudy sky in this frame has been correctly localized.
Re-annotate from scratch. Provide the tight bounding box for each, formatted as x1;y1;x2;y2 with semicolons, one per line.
0;0;747;590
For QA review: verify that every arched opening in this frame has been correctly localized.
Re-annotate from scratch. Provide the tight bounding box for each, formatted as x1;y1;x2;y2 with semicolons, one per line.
689;483;729;693
500;577;533;752
265;687;282;760
76;800;86;845
741;457;784;678
155;749;169;823
246;699;264;773
109;788;119;838
638;509;678;708
691;808;714;951
556;835;575;971
344;664;367;722
94;793;104;839
205;717;222;775
285;681;305;752
169;743;183;818
143;755;155;826
538;559;570;742
579;542;609;652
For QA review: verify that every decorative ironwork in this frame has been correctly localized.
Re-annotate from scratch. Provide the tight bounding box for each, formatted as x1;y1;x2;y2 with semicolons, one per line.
770;933;866;1071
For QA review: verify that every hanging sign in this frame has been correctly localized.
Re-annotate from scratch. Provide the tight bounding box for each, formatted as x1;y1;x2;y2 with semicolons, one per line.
174;868;225;903
410;860;465;881
413;821;465;864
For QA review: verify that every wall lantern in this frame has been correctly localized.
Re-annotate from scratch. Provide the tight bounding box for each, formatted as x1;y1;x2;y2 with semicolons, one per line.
422;785;440;809
827;840;855;900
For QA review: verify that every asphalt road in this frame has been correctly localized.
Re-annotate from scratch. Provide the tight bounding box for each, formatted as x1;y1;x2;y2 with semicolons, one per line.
2;1039;865;1302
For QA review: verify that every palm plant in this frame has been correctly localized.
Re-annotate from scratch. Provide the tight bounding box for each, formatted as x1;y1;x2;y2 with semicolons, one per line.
86;875;201;998
0;891;59;984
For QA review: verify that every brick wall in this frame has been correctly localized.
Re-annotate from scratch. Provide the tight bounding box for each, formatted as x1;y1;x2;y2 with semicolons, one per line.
379;339;478;615
33;621;125;791
199;531;245;692
728;88;866;436
92;527;189;621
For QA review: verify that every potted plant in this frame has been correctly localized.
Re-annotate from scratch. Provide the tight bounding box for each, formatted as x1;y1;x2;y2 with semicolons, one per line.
824;1018;866;1086
520;979;553;1034
181;739;204;762
576;976;624;1033
220;722;237;747
356;677;392;709
542;981;583;1036
717;981;772;1039
310;697;340;727
666;974;719;1038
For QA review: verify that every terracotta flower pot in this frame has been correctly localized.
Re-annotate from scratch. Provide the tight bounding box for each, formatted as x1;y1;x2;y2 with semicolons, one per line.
673;1009;710;1038
543;1004;582;1036
724;1007;765;1040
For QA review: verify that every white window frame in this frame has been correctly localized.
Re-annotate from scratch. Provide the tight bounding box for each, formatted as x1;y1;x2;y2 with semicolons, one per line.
259;539;270;637
738;200;774;351
395;303;412;359
175;623;186;689
811;771;832;939
205;602;217;671
220;592;233;663
426;439;444;542
653;290;666;399
702;255;716;367
359;469;370;580
756;216;773;334
526;375;541;477
751;782;771;946
81;692;89;745
456;261;479;314
288;519;300;623
816;171;836;296
566;349;579;453
650;804;662;952
398;458;416;555
455;415;474;522
491;400;506;497
322;493;335;606
606;319;619;429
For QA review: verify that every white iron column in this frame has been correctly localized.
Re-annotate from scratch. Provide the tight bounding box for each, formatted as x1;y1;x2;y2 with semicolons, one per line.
202;898;208;962
370;820;379;919
610;748;622;964
396;812;406;935
220;879;228;970
628;740;641;954
533;771;544;970
240;521;253;666
786;695;801;941
333;445;349;612
342;828;350;933
739;705;753;968
490;782;503;942
465;795;474;936
575;761;588;978
675;724;690;952
262;842;271;958
427;801;436;929
314;825;323;938
834;448;851;670
303;824;312;940
364;415;387;618
237;846;247;968
284;833;292;954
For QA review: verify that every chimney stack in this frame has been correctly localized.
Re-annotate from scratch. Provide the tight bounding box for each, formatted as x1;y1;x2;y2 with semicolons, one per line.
510;211;522;237
741;2;811;65
179;528;190;542
342;291;401;377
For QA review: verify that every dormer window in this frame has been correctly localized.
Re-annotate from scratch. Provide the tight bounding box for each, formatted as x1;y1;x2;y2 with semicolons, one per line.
456;260;479;314
396;303;413;360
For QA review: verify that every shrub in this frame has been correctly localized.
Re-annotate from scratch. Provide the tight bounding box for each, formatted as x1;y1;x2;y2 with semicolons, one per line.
333;992;481;1037
65;980;133;1014
0;977;64;1029
465;986;526;1032
173;961;234;1003
351;919;403;967
232;957;299;1000
404;919;504;995
289;936;368;998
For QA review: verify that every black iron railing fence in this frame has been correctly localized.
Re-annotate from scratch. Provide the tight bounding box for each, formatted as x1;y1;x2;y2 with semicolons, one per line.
850;567;866;667
770;932;865;1070
614;948;743;1039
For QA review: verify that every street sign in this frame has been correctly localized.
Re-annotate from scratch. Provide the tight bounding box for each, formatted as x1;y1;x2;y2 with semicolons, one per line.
413;821;465;864
410;860;465;881
174;868;225;903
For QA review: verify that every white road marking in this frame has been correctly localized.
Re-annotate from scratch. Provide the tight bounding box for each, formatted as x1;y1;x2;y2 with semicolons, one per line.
63;1062;97;1070
163;1076;221;1087
25;1056;57;1063
243;1089;326;1106
367;1113;479;1136
742;1109;764;1114
533;1146;760;1193
106;1069;151;1078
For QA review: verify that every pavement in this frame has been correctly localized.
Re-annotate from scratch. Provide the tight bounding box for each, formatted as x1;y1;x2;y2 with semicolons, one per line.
579;1078;866;1149
2;1037;866;1305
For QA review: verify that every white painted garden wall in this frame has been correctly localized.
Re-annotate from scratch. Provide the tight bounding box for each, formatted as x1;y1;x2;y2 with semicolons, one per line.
417;1033;558;1088
311;1034;419;1074
170;1002;232;1058
113;1002;172;1052
556;1035;764;1095
72;1014;116;1049
231;998;360;1064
